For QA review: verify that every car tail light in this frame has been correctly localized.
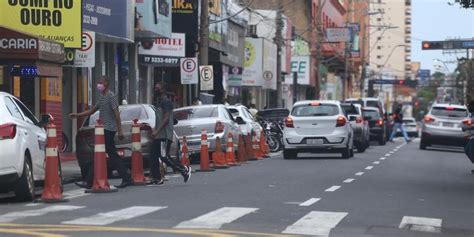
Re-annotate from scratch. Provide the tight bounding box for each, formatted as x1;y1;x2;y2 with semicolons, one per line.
285;116;294;128
140;123;152;131
336;116;346;127
215;121;225;133
310;101;320;106
463;119;473;126
424;115;435;123
356;116;363;124
376;119;384;126
0;123;16;140
446;106;454;110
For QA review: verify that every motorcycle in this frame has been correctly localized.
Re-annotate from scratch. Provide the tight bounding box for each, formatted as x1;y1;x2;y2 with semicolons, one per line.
258;119;283;152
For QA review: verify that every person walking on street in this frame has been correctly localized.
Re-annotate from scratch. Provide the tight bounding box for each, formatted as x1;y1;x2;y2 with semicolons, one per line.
147;82;191;185
389;103;411;143
70;76;133;189
463;100;474;173
249;104;258;117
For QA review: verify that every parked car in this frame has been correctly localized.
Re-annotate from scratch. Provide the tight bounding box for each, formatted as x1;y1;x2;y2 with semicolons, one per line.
341;103;370;152
420;104;469;149
346;97;391;141
0;92;51;201
399;117;419;138
173;105;241;160
76;104;180;177
362;107;387;145
283;100;354;159
227;105;262;136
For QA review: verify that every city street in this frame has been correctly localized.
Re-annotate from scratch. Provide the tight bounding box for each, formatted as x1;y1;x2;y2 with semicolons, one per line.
1;139;473;237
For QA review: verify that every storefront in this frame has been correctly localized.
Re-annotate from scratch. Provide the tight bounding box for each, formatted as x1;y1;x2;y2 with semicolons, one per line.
0;26;65;145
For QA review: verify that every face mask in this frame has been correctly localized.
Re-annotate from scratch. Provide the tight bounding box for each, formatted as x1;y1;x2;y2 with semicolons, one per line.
97;83;105;92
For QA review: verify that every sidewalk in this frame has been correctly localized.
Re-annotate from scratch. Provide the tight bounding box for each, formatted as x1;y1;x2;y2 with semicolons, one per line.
59;153;82;184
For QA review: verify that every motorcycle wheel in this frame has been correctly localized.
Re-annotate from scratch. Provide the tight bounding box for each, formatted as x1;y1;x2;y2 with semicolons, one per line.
267;135;280;152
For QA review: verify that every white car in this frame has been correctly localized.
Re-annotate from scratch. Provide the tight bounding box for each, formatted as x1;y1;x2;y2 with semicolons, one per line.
227;105;262;136
402;117;419;138
283;100;354;159
0;92;49;201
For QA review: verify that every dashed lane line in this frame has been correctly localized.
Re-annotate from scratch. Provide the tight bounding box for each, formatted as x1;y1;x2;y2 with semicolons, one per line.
355;172;364;176
343;178;354;183
299;198;321;207
365;166;374;170
325;186;341;192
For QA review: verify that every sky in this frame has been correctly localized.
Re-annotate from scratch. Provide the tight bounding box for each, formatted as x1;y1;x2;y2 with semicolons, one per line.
411;0;474;74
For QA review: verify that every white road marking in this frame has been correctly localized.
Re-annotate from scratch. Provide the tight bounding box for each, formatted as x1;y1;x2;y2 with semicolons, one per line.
299;198;321;207
282;211;348;236
325;186;341;192
63;206;166;225
355;172;364;176
399;216;442;233
174;207;258;229
389;151;395;154
284;202;302;205
63;189;90;200
373;161;380;165
25;203;41;207
0;205;84;223
343;178;354;183
365;166;374;170
385;154;391;157
380;157;386;160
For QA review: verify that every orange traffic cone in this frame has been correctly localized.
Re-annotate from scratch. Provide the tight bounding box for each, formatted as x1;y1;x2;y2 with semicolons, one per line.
86;120;118;193
237;134;248;164
196;129;215;172
225;133;239;166
131;119;145;185
211;137;229;169
260;130;270;158
40;119;68;203
245;133;257;161
180;136;191;167
252;131;264;160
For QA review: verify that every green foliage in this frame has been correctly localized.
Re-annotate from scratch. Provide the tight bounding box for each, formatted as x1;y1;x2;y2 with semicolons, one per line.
454;0;474;8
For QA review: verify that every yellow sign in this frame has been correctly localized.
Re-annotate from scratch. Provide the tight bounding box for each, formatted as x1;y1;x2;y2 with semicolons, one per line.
0;0;82;48
13;76;20;97
209;0;221;16
41;77;62;102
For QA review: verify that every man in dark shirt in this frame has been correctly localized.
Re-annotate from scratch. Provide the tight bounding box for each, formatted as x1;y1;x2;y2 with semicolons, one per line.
147;82;191;185
70;76;133;189
389;103;411;142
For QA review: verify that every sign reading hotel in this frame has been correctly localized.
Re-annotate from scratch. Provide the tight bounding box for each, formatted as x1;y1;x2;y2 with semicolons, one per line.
0;0;82;48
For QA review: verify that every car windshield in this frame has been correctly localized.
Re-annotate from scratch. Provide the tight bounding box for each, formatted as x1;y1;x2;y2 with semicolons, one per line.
228;108;239;118
431;107;467;118
364;110;381;119
174;107;219;121
292;104;339;117
366;101;379;108
346;100;362;106
341;105;359;115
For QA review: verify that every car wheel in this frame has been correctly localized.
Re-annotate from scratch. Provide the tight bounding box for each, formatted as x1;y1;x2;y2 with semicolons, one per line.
15;157;35;202
283;149;296;160
357;143;367;153
378;135;386;145
341;144;350;159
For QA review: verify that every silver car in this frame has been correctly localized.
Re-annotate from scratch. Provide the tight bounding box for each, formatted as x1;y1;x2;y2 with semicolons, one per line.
76;104;180;176
401;117;419;138
227;105;263;136
283;100;354;159
420;104;469;149
173;105;241;158
341;103;370;152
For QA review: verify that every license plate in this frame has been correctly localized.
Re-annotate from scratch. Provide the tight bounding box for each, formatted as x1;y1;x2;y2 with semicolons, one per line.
306;139;323;145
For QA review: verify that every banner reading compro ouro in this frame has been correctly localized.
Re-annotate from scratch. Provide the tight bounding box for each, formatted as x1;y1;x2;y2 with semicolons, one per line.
0;0;82;48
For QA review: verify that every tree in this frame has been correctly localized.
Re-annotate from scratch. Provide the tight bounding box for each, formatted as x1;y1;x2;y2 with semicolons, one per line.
452;0;474;8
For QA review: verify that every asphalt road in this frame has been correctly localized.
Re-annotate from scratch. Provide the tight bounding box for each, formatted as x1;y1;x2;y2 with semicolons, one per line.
1;138;474;237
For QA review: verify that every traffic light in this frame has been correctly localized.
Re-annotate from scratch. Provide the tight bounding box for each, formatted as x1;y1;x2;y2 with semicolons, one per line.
421;41;443;50
398;80;404;85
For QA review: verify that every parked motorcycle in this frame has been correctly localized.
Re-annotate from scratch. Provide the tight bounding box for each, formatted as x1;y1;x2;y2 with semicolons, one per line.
258;119;283;152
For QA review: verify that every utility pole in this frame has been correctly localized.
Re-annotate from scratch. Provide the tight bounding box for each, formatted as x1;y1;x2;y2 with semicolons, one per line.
343;0;353;100
275;0;284;108
199;0;210;95
315;0;323;99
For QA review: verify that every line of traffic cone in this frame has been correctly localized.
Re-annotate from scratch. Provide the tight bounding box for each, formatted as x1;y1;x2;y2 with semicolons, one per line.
86;120;118;193
181;136;191;167
131;119;145;185
225;133;240;166
253;131;264;160
196;129;215;172
40;119;68;203
245;132;257;161
260;130;270;158
211;137;229;169
237;134;248;164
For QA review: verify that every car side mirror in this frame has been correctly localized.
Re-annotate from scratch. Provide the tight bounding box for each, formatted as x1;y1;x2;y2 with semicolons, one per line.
40;114;52;126
173;118;178;125
364;116;372;121
349;115;357;121
236;116;246;125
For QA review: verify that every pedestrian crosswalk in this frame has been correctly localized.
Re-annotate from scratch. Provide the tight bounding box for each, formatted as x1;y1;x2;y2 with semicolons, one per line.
0;204;453;236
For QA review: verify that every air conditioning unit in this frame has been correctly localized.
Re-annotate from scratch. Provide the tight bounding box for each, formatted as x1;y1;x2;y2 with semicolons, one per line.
248;25;258;38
